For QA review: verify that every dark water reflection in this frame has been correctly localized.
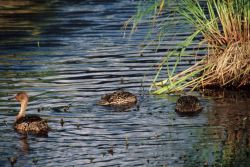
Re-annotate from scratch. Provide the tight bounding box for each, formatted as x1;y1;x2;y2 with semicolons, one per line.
0;0;250;166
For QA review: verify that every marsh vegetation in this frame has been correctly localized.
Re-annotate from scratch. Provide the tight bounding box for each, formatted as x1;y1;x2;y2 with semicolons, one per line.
0;0;249;166
126;0;250;94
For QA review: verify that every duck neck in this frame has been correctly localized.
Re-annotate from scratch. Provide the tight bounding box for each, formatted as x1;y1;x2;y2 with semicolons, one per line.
16;100;28;120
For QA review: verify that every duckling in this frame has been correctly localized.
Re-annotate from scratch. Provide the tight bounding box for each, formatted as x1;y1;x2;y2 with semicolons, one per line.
175;95;203;114
13;92;49;135
98;90;137;106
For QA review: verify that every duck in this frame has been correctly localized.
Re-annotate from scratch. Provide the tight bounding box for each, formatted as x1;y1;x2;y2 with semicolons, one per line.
175;95;203;114
13;92;49;135
98;90;137;106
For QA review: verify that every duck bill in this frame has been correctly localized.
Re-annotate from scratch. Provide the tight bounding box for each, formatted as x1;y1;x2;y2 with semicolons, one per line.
8;96;16;101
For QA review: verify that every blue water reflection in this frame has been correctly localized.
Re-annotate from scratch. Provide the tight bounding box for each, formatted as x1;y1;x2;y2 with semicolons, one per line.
0;0;249;166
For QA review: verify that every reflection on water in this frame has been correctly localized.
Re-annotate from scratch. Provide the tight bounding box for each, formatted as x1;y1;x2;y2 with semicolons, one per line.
206;90;250;166
0;0;250;166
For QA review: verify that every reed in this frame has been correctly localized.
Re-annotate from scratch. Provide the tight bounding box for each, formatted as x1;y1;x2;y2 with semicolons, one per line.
126;0;250;94
181;0;250;89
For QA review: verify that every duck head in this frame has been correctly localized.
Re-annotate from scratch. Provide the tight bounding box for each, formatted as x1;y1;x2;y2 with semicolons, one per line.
15;92;29;103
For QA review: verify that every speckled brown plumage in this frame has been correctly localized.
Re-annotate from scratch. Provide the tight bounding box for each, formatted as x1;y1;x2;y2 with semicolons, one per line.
98;90;137;106
175;95;203;114
14;115;49;135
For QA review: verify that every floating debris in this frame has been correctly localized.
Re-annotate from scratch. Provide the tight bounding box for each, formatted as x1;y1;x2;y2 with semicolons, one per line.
52;104;71;112
3;120;7;126
120;77;124;84
52;107;62;112
37;107;46;112
102;152;106;157
136;105;140;111
76;123;80;129
89;157;95;163
8;156;17;167
63;106;69;112
154;133;160;139
125;136;129;149
108;146;114;156
32;158;38;165
60;118;64;127
63;104;72;112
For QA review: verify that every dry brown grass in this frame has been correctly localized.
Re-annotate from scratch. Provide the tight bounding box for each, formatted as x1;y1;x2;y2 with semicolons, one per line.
202;42;250;88
128;0;250;93
181;0;250;89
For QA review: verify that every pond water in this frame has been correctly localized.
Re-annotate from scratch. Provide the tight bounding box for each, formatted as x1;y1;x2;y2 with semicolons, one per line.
0;0;249;166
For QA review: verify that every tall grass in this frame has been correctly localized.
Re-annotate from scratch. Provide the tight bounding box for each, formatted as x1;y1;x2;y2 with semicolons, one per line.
182;0;250;88
126;0;250;94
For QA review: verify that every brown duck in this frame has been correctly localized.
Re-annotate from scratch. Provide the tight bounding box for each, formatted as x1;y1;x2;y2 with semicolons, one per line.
175;95;203;114
98;90;137;106
13;92;49;135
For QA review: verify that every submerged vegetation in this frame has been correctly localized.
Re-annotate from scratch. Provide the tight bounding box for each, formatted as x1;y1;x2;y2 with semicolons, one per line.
125;0;250;94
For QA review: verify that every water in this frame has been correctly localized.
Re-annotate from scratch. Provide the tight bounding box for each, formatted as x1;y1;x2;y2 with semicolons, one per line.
0;0;249;166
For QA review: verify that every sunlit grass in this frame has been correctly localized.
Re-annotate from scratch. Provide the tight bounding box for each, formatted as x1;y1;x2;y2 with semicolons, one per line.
126;0;250;94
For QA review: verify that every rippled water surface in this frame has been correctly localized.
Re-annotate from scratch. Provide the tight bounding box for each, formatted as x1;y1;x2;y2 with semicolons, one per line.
0;1;250;166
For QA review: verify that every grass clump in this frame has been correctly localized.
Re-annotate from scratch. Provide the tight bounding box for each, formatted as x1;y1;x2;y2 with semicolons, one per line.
183;0;250;88
126;0;250;94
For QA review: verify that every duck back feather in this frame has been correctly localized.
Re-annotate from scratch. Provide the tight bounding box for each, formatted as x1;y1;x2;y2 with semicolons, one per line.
14;115;49;135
